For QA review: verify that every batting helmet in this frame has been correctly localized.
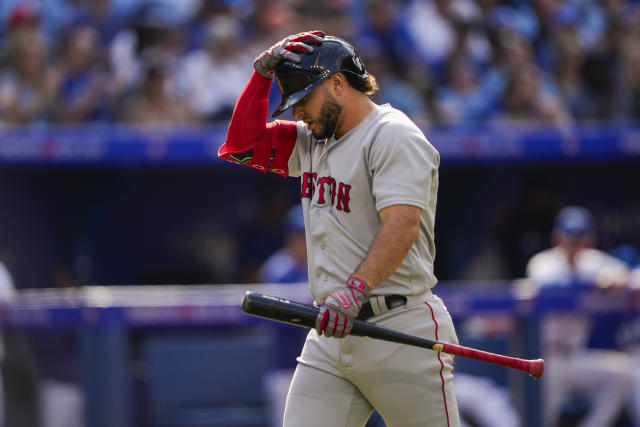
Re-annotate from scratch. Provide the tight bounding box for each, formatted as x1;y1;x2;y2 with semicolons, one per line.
272;36;368;117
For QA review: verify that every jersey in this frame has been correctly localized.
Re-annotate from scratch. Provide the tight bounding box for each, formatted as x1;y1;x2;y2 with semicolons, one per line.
526;246;629;290
288;104;440;303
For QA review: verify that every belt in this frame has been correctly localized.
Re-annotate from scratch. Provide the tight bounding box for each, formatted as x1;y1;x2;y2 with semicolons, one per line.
357;295;407;320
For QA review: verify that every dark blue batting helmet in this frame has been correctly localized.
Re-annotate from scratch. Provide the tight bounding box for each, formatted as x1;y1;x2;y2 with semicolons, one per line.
272;36;368;117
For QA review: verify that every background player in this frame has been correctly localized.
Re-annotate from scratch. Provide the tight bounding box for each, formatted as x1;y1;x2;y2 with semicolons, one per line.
526;206;638;427
219;31;460;426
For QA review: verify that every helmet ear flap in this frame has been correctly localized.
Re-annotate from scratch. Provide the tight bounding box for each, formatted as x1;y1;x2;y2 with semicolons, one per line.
341;54;367;78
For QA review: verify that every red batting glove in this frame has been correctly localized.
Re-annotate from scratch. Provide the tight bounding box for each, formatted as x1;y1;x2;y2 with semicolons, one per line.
254;30;324;78
315;277;371;338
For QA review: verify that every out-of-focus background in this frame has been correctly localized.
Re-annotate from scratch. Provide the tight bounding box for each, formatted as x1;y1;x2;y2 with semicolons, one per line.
0;0;639;426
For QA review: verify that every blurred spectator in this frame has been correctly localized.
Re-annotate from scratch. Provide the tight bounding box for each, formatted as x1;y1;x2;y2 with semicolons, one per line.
121;59;196;124
525;206;639;427
363;48;431;126
50;25;112;122
435;57;489;124
490;1;539;43
2;1;41;39
547;12;589;118
497;63;572;127
293;0;351;36
578;16;628;119
470;28;537;121
250;0;302;41
403;0;460;69
353;0;415;78
530;0;606;54
406;0;493;79
0;0;638;125
1;0;74;39
0;31;60;123
109;1;185;100
182;0;235;52
176;14;253;121
258;205;307;284
70;0;124;47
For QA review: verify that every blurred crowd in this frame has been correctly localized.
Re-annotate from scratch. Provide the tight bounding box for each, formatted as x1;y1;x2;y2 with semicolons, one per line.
1;0;640;127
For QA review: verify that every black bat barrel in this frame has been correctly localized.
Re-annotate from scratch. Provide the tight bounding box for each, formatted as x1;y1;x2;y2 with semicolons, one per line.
241;292;318;328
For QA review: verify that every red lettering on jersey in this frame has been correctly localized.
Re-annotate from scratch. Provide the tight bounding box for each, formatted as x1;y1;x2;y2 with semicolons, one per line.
316;177;331;204
336;183;352;212
302;173;350;212
301;172;313;198
329;178;336;206
301;172;318;198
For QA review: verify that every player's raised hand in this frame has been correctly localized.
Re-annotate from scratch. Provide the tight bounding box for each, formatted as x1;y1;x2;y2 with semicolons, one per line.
315;277;371;338
254;30;325;78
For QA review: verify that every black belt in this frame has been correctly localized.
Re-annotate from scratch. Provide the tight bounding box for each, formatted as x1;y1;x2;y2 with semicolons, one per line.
357;295;407;320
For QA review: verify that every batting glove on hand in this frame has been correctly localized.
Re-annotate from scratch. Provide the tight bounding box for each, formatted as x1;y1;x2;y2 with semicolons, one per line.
315;277;371;338
254;30;324;78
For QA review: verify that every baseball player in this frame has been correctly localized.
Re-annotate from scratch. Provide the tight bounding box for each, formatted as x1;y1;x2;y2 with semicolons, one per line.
526;206;637;427
219;31;460;426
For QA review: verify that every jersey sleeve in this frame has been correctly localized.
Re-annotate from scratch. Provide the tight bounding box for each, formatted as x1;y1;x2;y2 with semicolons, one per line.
368;122;439;212
525;252;551;289
217;70;298;177
286;121;308;178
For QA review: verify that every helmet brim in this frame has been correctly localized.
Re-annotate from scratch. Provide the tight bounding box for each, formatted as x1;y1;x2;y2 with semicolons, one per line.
272;78;327;117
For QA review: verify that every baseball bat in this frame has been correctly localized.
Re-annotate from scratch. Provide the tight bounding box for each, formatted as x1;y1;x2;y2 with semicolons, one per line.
241;292;545;379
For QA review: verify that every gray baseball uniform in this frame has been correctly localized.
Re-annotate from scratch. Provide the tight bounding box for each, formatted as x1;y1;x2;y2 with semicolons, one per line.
283;104;460;426
219;31;460;425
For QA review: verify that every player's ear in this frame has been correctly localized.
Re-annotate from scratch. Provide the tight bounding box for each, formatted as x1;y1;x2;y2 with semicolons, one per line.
330;73;347;96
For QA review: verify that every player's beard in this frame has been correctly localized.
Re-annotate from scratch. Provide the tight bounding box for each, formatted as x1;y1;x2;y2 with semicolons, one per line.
311;94;342;140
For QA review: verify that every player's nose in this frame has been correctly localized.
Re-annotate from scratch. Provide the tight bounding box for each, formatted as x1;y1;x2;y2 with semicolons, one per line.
292;105;304;120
